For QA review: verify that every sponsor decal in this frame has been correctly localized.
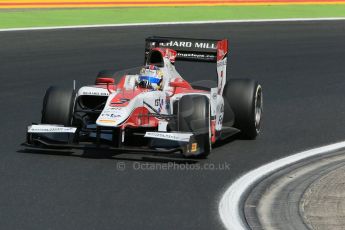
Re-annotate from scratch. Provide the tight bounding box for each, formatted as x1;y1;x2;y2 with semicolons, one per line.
98;120;116;124
155;98;165;113
177;53;215;60
191;143;198;152
82;91;109;96
99;108;126;119
218;114;224;125
162;41;193;48
195;42;216;49
160;41;216;49
28;125;77;133
145;132;193;142
165;97;171;111
154;99;160;106
100;113;121;119
108;107;124;110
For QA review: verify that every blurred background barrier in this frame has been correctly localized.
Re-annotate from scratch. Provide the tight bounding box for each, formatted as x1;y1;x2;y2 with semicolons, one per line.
1;0;345;8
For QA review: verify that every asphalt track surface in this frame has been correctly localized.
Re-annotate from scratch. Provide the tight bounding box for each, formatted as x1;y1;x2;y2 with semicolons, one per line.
0;21;345;230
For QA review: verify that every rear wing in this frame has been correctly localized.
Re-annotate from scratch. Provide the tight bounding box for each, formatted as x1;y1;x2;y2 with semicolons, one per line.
145;36;228;95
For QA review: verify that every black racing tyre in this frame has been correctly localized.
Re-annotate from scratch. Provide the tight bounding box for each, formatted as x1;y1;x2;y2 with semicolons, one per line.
96;70;115;78
41;86;76;126
95;70;115;83
178;95;211;158
223;79;263;139
95;69;127;86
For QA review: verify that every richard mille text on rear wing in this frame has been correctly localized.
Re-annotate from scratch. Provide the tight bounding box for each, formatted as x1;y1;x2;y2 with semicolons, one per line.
24;36;262;159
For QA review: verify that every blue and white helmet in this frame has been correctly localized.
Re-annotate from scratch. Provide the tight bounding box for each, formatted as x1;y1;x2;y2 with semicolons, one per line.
138;65;163;90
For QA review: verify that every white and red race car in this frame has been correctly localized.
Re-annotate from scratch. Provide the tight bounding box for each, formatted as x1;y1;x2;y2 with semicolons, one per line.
25;36;263;158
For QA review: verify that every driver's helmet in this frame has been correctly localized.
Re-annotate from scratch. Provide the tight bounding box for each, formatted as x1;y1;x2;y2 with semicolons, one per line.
137;65;163;90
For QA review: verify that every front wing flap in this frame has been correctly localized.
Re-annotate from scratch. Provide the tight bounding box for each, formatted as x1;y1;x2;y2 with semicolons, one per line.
25;124;207;157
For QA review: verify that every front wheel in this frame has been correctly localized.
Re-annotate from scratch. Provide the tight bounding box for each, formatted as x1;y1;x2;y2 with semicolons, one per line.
41;86;76;126
223;79;263;139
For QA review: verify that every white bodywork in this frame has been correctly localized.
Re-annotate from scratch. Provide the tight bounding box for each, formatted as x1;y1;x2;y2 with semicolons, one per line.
76;56;225;132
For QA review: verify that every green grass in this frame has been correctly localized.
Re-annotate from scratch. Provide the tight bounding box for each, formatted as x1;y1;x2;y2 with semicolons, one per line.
1;5;345;29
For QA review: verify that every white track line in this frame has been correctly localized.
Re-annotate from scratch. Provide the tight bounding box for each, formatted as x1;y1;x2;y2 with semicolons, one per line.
218;141;345;230
1;17;345;32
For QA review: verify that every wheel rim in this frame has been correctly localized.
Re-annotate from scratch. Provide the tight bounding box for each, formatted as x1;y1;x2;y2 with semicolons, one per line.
254;85;263;132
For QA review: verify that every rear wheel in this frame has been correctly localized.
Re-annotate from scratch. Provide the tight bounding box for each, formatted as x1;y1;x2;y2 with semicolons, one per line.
178;95;211;158
41;86;76;126
223;79;263;139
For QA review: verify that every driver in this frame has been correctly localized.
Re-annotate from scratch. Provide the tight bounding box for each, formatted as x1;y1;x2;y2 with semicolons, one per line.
137;65;163;90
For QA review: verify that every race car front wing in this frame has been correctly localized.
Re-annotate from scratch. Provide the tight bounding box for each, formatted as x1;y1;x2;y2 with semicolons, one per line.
24;124;208;157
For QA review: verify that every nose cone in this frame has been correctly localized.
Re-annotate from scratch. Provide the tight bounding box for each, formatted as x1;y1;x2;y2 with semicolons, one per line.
96;88;146;127
96;106;130;127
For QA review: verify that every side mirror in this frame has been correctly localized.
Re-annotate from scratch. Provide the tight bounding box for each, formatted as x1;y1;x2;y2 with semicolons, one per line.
95;77;115;85
169;80;191;89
